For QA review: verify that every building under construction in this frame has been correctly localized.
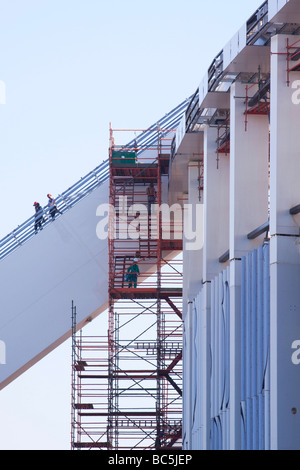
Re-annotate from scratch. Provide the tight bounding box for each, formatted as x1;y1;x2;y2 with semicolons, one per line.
2;0;300;451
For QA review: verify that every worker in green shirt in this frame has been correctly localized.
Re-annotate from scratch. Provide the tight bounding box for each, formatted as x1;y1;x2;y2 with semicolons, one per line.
126;258;140;288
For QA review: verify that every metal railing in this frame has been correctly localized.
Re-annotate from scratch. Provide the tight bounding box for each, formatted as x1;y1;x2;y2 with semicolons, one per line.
208;50;224;92
246;1;268;45
185;88;200;133
0;159;110;261
0;99;190;262
119;96;192;154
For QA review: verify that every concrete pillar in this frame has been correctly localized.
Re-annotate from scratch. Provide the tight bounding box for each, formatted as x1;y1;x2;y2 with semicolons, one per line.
182;160;204;449
198;283;210;450
230;81;270;260
183;162;204;306
201;125;229;449
229;82;269;449
203;125;230;283
269;34;300;450
182;301;192;449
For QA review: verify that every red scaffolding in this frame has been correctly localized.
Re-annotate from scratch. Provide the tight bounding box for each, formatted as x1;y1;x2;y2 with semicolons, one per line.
71;125;183;450
71;304;110;450
107;125;183;450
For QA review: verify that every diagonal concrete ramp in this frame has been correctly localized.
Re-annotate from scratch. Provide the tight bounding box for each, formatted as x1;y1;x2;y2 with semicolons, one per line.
0;181;109;390
0;177;182;390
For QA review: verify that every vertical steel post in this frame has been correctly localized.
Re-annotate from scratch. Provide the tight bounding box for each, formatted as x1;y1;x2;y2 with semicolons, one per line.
70;300;76;450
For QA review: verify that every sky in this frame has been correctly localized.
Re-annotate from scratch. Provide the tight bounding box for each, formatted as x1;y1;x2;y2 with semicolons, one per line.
0;0;264;450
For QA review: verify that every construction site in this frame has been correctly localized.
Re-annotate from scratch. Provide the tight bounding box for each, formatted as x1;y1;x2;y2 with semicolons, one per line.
71;122;184;450
2;0;300;451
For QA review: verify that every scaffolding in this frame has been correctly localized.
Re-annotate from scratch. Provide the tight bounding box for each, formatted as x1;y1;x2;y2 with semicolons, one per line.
71;124;183;450
107;124;183;450
71;303;110;449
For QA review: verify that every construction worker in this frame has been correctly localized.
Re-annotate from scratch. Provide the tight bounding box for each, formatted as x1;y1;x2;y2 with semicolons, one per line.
33;202;44;233
47;194;62;220
146;182;156;214
126;258;140;288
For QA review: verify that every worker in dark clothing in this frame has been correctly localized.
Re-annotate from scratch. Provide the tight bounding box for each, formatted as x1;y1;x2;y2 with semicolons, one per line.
126;258;140;288
146;182;156;215
47;194;62;220
33;202;44;233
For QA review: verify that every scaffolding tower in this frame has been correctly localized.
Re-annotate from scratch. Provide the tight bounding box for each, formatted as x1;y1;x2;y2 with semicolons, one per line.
71;124;183;450
107;125;183;450
71;302;110;449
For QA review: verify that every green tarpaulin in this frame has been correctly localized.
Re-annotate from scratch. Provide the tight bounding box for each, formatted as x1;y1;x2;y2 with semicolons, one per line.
111;150;136;166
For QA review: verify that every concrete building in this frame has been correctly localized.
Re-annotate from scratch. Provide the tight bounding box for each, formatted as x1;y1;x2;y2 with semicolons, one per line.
174;0;300;450
1;0;300;451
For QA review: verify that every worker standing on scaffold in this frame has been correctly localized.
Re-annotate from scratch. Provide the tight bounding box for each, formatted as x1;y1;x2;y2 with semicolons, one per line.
126;258;140;288
146;182;156;215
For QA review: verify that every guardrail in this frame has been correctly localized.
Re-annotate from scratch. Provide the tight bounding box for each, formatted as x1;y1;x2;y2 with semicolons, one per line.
246;0;268;45
120;96;192;153
185;89;199;133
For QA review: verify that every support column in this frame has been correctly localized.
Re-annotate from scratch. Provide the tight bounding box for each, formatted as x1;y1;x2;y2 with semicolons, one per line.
183;161;204;306
229;82;269;449
202;125;229;449
270;34;300;450
203;125;230;283
182;159;205;449
182;301;192;449
198;283;210;450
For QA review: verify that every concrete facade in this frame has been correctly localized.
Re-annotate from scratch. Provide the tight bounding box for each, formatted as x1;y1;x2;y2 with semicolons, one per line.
269;33;300;450
173;0;300;450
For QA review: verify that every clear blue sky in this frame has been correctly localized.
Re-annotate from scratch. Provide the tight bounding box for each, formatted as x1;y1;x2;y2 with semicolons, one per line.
0;0;263;450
